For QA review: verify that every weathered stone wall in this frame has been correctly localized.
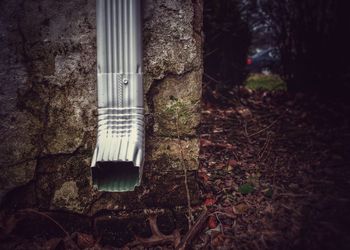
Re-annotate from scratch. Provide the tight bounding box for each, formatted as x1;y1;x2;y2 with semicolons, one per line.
0;0;202;244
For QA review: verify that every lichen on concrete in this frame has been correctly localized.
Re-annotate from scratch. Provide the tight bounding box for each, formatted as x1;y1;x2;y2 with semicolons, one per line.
152;71;202;137
51;181;80;211
43;84;96;154
0;0;203;241
143;0;202;91
147;137;199;171
35;153;93;213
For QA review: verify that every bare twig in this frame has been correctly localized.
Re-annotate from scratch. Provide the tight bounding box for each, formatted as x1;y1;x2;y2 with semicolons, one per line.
277;193;311;198
204;73;221;84
271;157;278;199
246;118;280;138
258;132;271;160
19;209;69;237
212;211;236;219
244;121;249;137
204;48;219;58
175;109;194;228
280;204;302;216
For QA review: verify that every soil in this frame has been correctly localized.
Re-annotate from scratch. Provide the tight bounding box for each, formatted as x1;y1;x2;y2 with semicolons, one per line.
194;85;350;249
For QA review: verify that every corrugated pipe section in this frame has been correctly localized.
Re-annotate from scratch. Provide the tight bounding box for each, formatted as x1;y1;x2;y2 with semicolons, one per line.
91;0;144;192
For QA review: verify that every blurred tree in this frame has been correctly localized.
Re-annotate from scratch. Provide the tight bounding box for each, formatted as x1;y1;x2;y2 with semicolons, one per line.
203;0;251;92
246;0;350;93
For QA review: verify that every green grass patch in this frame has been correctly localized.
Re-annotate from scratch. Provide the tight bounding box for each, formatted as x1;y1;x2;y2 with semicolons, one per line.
244;74;287;91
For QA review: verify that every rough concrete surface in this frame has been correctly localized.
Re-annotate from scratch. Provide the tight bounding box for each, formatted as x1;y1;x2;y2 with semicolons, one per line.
0;0;203;246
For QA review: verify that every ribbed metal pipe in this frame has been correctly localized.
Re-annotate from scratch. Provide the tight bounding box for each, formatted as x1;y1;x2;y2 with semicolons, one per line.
91;0;144;192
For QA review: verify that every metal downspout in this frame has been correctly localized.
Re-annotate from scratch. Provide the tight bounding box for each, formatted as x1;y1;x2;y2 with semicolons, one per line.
91;0;144;192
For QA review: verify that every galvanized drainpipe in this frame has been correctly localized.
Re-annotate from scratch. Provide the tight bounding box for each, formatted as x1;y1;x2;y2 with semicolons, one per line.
91;0;144;192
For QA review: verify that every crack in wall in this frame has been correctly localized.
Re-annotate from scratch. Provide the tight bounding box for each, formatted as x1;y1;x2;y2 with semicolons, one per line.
16;0;51;157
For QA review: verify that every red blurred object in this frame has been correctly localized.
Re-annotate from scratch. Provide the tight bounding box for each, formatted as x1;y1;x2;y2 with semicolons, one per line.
246;57;252;65
208;215;218;229
198;171;209;182
204;198;216;206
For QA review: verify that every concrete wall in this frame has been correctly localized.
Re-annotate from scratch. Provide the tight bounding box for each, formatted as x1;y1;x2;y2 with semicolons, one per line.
0;0;202;244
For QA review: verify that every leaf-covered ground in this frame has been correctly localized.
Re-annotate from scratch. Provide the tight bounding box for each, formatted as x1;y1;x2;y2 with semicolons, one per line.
194;86;350;249
1;86;349;250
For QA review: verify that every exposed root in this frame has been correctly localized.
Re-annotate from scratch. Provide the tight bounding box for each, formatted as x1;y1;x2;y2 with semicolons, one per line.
126;215;181;248
19;209;69;237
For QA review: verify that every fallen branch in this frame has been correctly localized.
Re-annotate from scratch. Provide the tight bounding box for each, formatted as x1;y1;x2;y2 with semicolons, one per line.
126;215;181;248
176;209;209;250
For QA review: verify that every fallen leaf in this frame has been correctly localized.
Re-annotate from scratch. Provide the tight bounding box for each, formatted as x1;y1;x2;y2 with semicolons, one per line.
215;143;235;149
238;86;253;97
236;106;252;119
264;188;273;198
228;159;238;167
214;163;226;169
43;238;62;250
210;232;225;248
224;109;236;115
264;203;275;214
233;203;249;214
200;139;213;147
224;179;234;187
204;198;216;206
238;183;254;195
202;109;213;115
213;127;224;133
76;232;95;249
198;171;209;182
208;215;218;229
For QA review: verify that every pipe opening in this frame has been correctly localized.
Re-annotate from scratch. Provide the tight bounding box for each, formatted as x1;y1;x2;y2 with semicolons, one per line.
92;0;144;192
92;161;140;192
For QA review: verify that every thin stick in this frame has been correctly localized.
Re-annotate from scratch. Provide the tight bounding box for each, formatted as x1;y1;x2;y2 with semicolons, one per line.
204;73;221;84
204;48;219;58
246;118;280;138
244;121;249;137
212;211;236;219
258;132;271;160
272;158;277;199
277;193;310;197
19;209;69;237
175;110;194;228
